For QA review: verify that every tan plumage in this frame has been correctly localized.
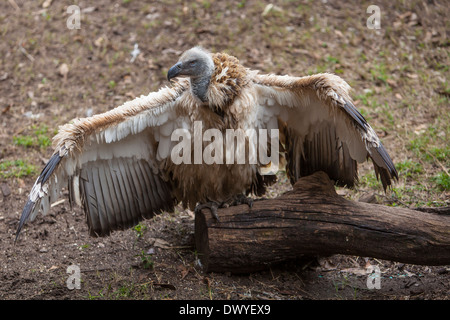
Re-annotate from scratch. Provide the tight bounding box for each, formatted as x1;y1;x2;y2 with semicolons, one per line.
16;47;398;239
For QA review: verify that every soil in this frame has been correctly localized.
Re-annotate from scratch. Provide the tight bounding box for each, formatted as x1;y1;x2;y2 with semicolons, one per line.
0;0;448;300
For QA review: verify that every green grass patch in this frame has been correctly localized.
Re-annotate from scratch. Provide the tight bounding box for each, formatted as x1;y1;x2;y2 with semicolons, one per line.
354;90;376;107
79;244;91;250
313;55;344;74
431;172;450;191
13;135;34;147
0;160;36;178
237;0;246;9
108;80;117;90
133;223;147;239
359;172;381;189
13;124;52;149
370;62;390;86
136;250;154;270
395;160;423;178
407;125;449;167
408;138;449;165
429;146;449;163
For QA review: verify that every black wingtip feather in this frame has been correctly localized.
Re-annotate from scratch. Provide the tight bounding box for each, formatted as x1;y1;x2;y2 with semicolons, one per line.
342;101;369;131
371;143;398;192
341;99;400;189
15;199;36;243
37;152;63;185
15;151;64;243
375;143;398;180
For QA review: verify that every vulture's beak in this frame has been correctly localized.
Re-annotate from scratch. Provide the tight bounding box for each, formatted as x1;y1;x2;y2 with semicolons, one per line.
167;62;182;81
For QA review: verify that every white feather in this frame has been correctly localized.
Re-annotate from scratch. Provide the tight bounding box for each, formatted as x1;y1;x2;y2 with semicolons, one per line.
40;195;50;217
73;175;82;207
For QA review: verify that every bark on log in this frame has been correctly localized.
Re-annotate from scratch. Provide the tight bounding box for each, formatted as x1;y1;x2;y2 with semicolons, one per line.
194;171;450;273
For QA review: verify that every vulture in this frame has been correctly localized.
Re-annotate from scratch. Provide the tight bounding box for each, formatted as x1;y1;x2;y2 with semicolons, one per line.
15;47;398;240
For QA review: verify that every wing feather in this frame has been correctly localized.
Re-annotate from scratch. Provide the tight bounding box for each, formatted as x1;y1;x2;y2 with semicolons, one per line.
254;73;398;189
90;166;105;234
136;160;155;213
16;80;189;241
97;162;117;230
109;158;128;229
81;168;100;234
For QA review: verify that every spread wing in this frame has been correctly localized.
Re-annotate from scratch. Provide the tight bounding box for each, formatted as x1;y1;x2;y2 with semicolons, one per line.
254;73;398;189
16;80;190;240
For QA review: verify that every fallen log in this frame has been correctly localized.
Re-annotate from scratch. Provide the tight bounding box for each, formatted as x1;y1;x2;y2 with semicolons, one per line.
194;171;450;273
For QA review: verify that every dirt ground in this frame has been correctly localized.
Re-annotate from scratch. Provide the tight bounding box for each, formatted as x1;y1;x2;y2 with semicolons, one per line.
0;0;448;300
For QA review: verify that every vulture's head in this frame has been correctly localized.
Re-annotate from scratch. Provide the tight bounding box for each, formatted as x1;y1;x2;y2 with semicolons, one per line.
167;47;214;82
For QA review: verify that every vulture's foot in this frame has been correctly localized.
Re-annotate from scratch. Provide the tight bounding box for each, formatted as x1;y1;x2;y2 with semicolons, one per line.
194;195;253;221
228;194;254;208
194;201;221;221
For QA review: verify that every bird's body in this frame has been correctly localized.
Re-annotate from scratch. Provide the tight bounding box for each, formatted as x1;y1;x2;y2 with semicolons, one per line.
16;47;398;239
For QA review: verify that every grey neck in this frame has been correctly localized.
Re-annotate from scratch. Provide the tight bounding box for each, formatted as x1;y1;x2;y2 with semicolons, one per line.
190;75;211;103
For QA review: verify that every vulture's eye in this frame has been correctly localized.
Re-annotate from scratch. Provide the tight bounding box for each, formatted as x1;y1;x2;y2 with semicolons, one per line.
189;60;197;66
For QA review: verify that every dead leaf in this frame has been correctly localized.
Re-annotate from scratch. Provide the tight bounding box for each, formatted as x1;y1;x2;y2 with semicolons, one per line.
72;35;84;42
359;193;377;203
81;7;96;13
148;59;158;70
386;78;398;88
203;276;211;288
58;63;69;80
407;13;418;26
153;238;171;249
262;3;282;17
317;257;336;271
42;0;52;9
125;92;135;98
122;74;132;84
398;11;412;20
94;36;106;48
262;4;273;16
414;123;428;135
404;270;416;277
1;105;11;114
17;178;26;189
334;30;344;38
406;73;418;79
423;31;432;43
177;265;190;279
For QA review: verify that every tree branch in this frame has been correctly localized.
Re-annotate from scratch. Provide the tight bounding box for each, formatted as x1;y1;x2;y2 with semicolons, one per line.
195;172;450;273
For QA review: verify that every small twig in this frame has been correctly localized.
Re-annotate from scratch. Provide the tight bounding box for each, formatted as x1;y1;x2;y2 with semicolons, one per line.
425;149;449;176
396;127;448;176
14;126;28;136
51;199;65;208
8;0;20;11
19;45;35;62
